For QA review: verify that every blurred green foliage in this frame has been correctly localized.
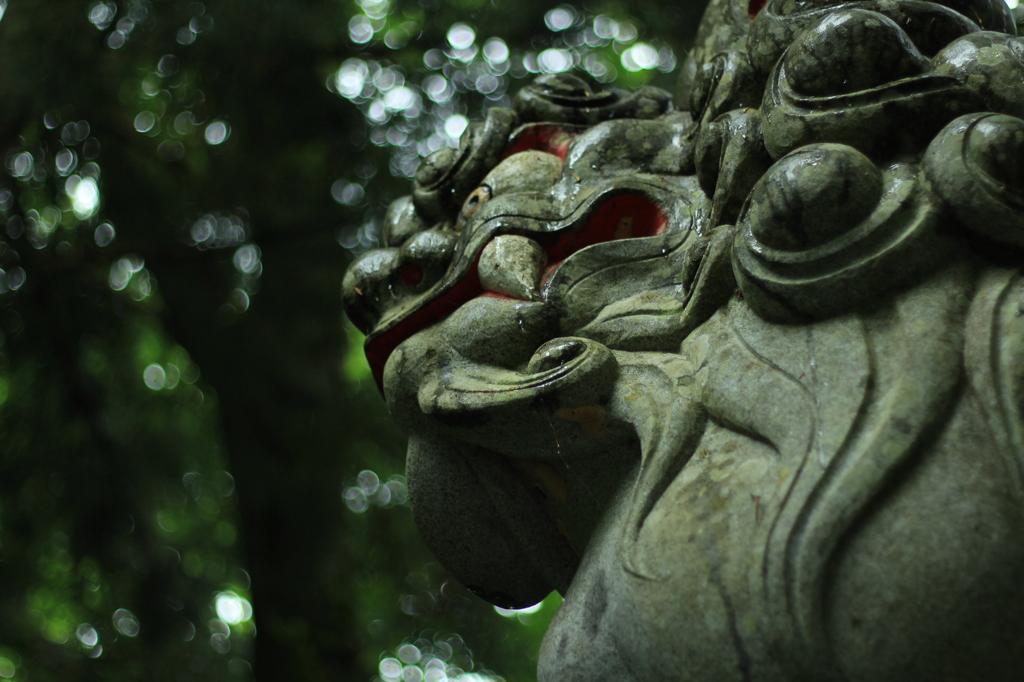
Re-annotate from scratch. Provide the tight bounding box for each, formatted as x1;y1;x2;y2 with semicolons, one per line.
0;0;703;680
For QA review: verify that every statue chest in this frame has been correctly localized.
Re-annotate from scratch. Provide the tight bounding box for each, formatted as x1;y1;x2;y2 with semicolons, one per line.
538;416;795;682
539;386;1024;682
539;282;1024;681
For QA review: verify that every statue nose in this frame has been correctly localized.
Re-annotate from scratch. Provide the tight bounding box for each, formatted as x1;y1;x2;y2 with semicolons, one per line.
342;226;458;335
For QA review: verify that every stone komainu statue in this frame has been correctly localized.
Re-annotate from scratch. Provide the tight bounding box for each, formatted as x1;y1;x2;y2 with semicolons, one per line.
343;0;1024;676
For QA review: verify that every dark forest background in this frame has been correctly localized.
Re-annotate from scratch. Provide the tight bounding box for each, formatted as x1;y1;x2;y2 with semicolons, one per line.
0;0;708;680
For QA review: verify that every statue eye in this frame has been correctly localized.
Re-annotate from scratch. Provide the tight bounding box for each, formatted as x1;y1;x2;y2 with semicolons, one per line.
460;185;492;221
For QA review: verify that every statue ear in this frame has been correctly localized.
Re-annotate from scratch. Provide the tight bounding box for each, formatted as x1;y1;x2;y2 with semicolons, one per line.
406;434;579;609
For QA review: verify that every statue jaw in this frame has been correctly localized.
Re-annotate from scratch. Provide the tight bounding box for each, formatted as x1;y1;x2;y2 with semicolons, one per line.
392;328;644;608
392;326;719;609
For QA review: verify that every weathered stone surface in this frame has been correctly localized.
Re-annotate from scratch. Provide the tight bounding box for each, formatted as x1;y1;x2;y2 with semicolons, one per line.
342;0;1024;677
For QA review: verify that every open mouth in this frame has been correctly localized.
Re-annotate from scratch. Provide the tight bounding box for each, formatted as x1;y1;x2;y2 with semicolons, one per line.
365;189;668;392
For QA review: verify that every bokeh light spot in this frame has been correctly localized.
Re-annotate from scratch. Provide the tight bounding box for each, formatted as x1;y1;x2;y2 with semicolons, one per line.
444;115;468;139
107;30;128;49
0;657;13;679
583;54;614;82
7;267;25;291
204;120;230;145
398;644;422;664
143;364;167;390
87;1;115;29
593;15;616;39
423;49;445;69
108;255;143;291
538;48;572;73
174;112;196;135
76;623;99;648
447;23;475;50
210;632;231;654
190;14;213;33
62;120;91;145
214;591;252;625
9;152;33;178
158;140;186;162
232;244;261;274
621;42;659;71
658;47;677;73
55;149;78;176
158;54;179;76
615;20;638;42
67;175;100;219
188;212;248;249
384;86;416;112
384;28;407;49
331;180;365;206
112;609;140;637
544;6;576;31
335;59;368;98
358;470;380;495
229;287;249;314
94;222;116;246
368;100;388;124
483;38;509;64
358;0;391;19
380;657;403;681
343;487;369;513
423;75;453;103
349;15;374;43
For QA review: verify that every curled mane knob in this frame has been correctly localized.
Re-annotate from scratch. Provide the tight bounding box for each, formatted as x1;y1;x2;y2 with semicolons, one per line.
514;73;671;125
761;9;985;159
733;144;952;320
924;112;1024;248
747;0;997;78
688;50;764;126
744;144;882;251
412;107;517;221
781;10;930;97
933;32;1024;120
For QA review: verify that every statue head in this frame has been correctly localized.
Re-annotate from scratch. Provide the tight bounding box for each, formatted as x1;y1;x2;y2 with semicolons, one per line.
341;72;717;606
342;0;1024;612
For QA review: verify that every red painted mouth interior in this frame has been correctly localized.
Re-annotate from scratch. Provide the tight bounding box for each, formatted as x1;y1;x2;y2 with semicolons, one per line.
501;123;582;161
365;125;668;393
748;0;767;19
401;262;424;287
